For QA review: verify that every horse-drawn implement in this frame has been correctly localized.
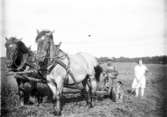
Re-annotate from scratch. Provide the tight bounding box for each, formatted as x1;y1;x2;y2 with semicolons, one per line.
5;31;122;116
8;63;119;95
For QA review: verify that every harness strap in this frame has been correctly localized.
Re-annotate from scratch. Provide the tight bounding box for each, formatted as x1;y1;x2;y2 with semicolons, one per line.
47;59;77;84
43;42;77;84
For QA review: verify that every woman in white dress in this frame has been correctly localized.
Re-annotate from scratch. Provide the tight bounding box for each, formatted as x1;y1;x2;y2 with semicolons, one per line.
132;59;149;97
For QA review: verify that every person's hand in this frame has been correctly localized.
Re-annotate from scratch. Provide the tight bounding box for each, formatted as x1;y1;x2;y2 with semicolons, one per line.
145;70;151;77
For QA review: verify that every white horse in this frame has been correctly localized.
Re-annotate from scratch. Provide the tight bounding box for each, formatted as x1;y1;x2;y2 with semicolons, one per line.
35;30;99;115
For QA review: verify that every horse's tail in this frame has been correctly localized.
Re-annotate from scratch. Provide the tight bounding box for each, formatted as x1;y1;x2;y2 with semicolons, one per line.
94;65;103;82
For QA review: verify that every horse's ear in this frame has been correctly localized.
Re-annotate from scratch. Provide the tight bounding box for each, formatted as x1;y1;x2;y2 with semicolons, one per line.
46;31;52;36
5;37;8;41
55;42;62;48
37;29;40;34
28;46;31;50
18;38;22;42
58;42;62;47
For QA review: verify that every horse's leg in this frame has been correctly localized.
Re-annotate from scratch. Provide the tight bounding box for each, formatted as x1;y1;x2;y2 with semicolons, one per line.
24;91;30;104
85;76;93;108
19;89;25;106
81;75;90;106
16;79;24;106
47;82;57;108
55;89;62;115
23;82;33;105
89;74;97;106
36;92;43;106
81;77;87;98
90;75;97;96
31;82;42;105
47;76;63;116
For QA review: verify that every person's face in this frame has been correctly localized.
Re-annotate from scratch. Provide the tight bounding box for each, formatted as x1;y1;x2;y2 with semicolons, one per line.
139;60;142;65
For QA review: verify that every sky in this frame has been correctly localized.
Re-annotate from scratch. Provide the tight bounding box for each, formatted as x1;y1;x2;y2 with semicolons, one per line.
0;0;166;57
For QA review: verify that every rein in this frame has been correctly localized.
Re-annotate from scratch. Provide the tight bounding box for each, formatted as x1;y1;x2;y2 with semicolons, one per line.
36;33;76;83
12;48;38;71
47;58;77;83
47;49;70;73
38;46;77;83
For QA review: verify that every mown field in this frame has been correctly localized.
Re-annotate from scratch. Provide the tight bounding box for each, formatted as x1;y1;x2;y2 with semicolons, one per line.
1;58;167;117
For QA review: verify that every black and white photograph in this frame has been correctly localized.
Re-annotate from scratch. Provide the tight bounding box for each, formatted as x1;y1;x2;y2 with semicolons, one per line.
0;0;167;116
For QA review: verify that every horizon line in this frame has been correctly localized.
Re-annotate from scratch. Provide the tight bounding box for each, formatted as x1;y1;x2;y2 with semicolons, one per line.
1;55;167;59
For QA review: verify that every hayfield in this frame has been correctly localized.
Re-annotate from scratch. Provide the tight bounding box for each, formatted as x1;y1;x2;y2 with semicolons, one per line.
1;58;167;117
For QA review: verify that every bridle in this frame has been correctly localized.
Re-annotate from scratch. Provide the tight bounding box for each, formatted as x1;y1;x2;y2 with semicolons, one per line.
36;34;70;75
7;44;20;68
36;32;77;83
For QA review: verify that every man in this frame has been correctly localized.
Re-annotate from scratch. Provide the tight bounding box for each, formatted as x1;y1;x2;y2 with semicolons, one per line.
132;59;149;97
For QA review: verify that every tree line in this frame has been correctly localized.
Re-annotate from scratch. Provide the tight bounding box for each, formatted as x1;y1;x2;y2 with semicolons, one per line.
97;55;167;64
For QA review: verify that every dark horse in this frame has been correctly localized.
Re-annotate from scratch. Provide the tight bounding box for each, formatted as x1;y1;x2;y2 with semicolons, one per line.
5;37;40;106
5;37;35;71
35;30;100;115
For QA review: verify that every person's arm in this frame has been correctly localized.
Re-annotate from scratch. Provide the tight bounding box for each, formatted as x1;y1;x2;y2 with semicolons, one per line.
144;66;149;76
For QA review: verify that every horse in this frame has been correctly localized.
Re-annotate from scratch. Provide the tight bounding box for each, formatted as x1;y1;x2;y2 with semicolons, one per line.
35;30;100;115
5;37;45;106
5;37;34;71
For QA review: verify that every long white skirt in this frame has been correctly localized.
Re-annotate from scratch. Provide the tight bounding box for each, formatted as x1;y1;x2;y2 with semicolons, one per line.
132;77;146;89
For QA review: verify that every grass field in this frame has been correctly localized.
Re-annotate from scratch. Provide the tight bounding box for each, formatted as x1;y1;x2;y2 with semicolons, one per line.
1;58;167;117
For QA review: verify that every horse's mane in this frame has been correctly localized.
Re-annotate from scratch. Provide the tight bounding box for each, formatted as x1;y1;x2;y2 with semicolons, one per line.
6;37;30;54
35;30;53;42
6;37;33;70
16;40;30;54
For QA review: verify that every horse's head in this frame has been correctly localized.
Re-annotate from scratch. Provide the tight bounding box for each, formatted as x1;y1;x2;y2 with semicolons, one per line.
5;37;30;70
5;37;21;68
35;30;54;62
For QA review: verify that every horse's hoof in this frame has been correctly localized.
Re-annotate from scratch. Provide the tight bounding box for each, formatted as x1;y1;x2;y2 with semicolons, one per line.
53;111;61;116
20;102;24;107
